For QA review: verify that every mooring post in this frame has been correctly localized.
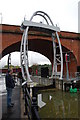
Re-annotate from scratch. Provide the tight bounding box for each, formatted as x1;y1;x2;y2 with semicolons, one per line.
53;78;56;88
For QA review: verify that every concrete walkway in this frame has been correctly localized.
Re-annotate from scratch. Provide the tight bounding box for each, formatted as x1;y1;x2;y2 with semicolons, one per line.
1;86;28;120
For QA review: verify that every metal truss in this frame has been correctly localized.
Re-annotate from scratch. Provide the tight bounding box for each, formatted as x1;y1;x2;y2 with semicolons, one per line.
51;32;63;79
20;11;63;81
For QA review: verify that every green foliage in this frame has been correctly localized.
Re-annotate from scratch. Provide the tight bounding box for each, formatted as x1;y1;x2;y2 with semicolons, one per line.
3;65;14;68
3;64;20;69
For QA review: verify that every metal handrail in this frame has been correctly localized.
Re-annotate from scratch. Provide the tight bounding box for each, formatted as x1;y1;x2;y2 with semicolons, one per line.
23;84;40;120
32;106;40;120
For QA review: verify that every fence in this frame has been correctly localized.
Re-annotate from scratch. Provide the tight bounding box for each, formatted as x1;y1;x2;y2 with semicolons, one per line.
22;83;40;120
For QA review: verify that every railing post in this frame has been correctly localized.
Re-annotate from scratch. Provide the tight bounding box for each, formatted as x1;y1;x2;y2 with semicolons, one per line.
22;83;40;120
24;84;28;115
31;97;38;120
53;78;56;88
32;87;38;98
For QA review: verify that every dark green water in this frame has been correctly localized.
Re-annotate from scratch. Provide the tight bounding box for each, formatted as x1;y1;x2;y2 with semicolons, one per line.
38;89;80;119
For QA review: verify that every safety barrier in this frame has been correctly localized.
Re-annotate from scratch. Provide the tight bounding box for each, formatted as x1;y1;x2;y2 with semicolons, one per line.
22;83;40;120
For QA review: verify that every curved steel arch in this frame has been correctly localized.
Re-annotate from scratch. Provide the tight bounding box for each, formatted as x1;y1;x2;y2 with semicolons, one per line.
30;11;54;25
20;11;63;82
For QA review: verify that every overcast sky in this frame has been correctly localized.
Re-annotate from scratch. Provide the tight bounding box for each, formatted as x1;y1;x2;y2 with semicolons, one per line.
0;0;80;68
0;0;79;32
0;52;51;68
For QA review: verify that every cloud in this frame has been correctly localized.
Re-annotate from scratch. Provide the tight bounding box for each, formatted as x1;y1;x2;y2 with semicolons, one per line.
0;51;51;68
0;0;79;32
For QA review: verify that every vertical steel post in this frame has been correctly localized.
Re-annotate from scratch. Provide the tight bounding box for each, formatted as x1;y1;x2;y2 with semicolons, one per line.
66;61;69;80
8;53;11;70
65;53;69;80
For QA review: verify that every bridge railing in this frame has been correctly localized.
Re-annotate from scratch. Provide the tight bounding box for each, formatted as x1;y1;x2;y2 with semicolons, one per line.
22;83;40;120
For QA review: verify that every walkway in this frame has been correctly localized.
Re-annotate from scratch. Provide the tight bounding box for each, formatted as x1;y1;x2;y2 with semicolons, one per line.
1;86;28;120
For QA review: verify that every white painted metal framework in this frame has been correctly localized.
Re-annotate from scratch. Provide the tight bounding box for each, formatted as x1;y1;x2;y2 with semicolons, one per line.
20;11;63;82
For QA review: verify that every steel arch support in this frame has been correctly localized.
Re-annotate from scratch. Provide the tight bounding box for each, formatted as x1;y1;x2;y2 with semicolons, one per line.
20;11;63;82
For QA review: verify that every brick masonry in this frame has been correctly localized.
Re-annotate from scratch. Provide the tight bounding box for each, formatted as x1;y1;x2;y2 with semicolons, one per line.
0;24;80;77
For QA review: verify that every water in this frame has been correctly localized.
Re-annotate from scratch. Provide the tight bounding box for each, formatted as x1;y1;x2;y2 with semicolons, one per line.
38;89;80;119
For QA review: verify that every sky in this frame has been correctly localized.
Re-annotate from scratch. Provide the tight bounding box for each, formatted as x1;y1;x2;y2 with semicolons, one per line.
0;52;51;68
0;0;79;32
0;0;80;68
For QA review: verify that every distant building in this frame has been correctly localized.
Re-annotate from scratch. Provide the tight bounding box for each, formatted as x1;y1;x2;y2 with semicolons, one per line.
78;1;80;33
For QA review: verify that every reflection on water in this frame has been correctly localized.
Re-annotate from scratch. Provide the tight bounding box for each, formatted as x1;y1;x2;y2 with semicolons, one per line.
38;89;80;119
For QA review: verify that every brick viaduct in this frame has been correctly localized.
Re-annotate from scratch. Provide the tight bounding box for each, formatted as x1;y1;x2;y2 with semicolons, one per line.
0;24;80;77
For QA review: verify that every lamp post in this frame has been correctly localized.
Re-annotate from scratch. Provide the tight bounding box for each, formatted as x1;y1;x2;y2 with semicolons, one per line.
8;53;11;70
65;53;69;80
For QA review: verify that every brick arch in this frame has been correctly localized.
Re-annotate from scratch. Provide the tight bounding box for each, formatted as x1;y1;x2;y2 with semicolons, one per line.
1;24;80;66
2;33;78;65
59;31;80;66
1;24;80;77
2;38;53;63
60;38;79;66
61;44;77;77
2;41;21;57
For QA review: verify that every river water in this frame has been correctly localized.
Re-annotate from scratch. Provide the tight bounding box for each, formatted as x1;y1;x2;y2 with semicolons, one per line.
0;75;80;119
38;89;80;119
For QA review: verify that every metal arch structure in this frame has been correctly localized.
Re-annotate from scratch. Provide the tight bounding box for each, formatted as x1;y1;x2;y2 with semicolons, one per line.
51;32;63;79
20;11;63;82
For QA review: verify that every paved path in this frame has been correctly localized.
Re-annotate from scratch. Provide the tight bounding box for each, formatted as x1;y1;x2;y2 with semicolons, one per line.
1;86;21;120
